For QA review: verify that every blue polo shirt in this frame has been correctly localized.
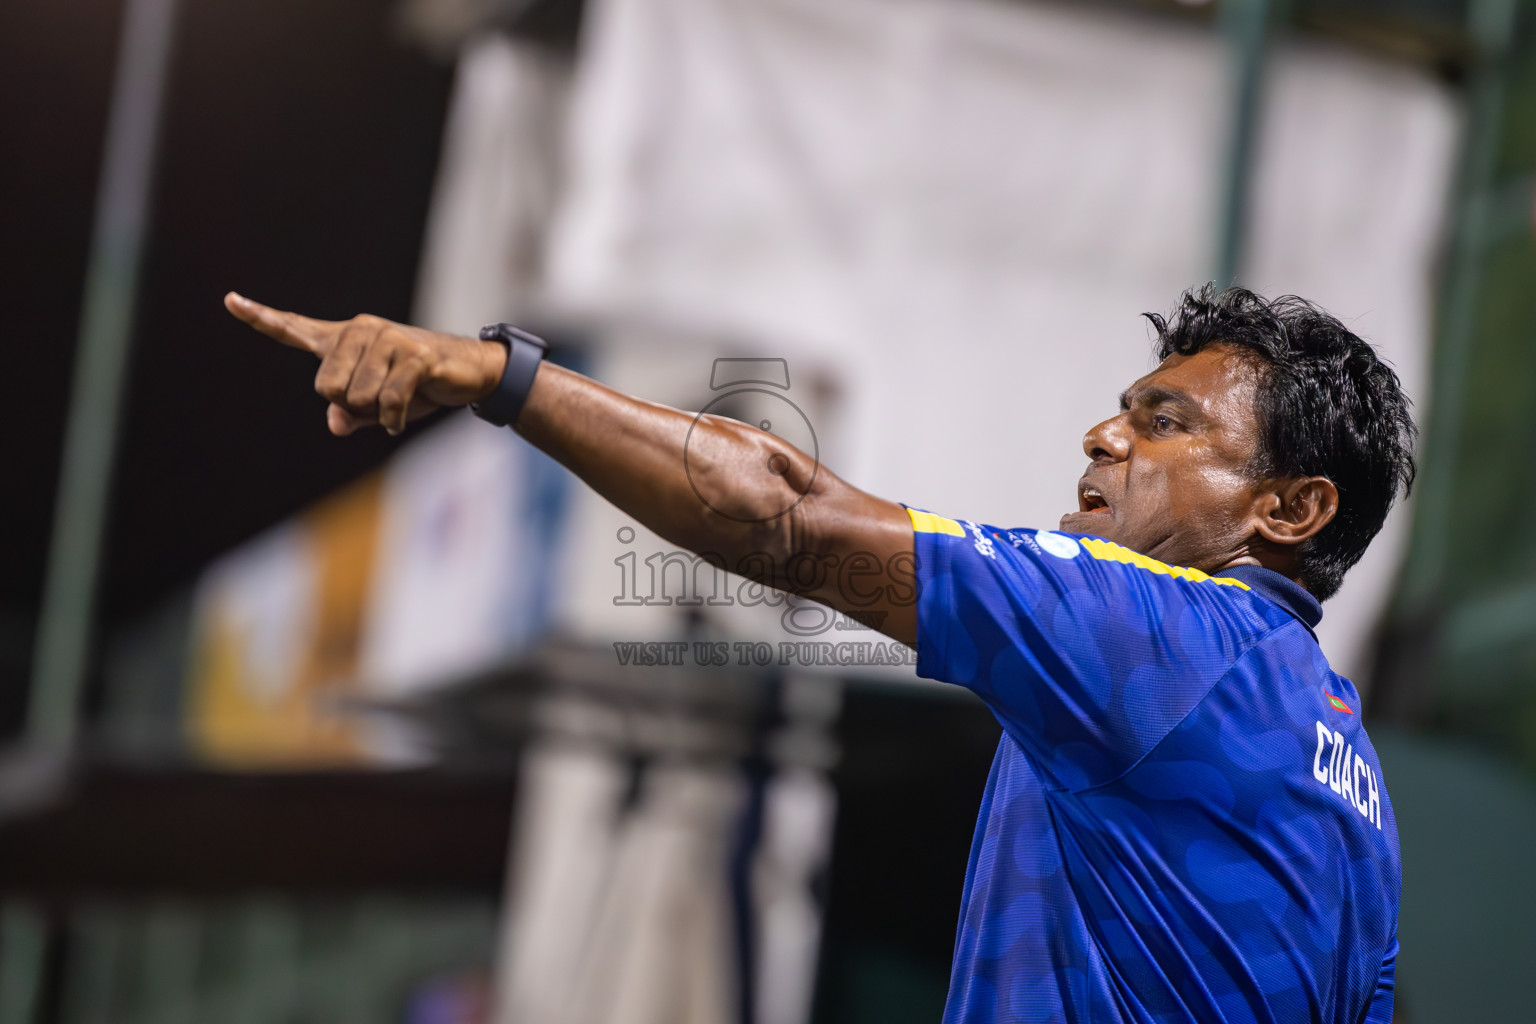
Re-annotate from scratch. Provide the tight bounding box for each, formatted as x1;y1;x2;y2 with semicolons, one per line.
906;508;1400;1024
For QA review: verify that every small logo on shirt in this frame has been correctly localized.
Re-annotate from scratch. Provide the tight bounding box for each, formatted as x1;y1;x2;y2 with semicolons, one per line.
1324;691;1354;715
1035;531;1081;560
964;520;996;559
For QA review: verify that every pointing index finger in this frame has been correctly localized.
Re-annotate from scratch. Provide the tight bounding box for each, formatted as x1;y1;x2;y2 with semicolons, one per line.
224;292;339;356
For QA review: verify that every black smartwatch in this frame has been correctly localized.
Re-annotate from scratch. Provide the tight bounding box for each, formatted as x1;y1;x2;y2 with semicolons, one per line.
472;322;549;427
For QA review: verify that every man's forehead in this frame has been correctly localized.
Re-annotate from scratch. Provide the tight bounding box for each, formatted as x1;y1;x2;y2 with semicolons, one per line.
1125;346;1259;405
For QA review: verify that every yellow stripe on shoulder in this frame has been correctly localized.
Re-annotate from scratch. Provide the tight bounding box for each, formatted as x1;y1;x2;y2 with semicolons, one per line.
907;509;966;537
1078;538;1250;590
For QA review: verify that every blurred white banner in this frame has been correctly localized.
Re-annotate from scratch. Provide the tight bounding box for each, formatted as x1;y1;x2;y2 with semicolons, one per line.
541;0;1456;682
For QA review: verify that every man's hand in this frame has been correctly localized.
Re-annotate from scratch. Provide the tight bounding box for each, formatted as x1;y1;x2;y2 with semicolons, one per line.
224;292;508;436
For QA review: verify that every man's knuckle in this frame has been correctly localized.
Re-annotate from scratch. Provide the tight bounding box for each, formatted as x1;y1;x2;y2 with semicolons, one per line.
315;374;342;401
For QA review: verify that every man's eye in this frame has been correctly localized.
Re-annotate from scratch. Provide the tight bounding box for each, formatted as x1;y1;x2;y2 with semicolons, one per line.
1152;414;1176;433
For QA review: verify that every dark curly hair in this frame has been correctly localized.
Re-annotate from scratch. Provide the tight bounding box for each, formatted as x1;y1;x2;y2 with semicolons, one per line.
1145;285;1417;601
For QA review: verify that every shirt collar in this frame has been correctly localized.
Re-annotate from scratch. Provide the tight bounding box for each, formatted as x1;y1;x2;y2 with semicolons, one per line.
1217;564;1323;636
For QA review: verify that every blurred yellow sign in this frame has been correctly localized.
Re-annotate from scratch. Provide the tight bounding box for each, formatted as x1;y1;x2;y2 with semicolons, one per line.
188;473;383;768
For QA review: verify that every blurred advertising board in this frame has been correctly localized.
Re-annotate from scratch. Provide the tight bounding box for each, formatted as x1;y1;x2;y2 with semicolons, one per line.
186;413;567;768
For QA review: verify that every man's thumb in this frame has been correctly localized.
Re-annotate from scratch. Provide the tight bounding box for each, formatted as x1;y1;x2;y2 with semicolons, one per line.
327;403;375;436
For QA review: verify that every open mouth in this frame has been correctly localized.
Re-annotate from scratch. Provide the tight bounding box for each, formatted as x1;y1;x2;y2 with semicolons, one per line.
1079;486;1112;515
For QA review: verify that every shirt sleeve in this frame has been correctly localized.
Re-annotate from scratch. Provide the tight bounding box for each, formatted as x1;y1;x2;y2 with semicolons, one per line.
1359;936;1397;1024
906;507;1279;790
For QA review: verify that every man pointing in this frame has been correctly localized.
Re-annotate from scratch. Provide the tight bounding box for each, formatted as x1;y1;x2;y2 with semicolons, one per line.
227;284;1410;1024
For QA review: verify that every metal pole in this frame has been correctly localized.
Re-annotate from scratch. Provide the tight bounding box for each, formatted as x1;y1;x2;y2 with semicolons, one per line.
1213;0;1277;288
1401;0;1519;607
0;906;46;1024
3;3;180;1018
29;0;179;747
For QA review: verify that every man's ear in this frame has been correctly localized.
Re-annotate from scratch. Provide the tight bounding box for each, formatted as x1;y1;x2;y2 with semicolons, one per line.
1253;476;1339;548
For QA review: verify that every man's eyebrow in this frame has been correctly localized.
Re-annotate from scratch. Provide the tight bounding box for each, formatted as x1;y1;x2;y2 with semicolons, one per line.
1119;384;1203;418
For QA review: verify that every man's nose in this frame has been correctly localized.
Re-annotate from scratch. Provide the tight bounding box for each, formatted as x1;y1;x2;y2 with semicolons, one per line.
1082;413;1131;463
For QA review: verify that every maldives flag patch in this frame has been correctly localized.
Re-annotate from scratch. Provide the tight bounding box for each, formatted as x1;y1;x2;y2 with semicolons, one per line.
1325;692;1354;714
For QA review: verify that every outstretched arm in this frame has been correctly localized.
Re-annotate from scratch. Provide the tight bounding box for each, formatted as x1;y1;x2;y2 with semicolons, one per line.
224;294;917;644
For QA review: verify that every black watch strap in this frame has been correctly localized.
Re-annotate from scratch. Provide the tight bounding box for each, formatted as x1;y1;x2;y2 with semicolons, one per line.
472;322;549;427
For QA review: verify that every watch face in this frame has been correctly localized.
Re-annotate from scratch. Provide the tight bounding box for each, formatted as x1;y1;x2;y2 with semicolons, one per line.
684;387;819;523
